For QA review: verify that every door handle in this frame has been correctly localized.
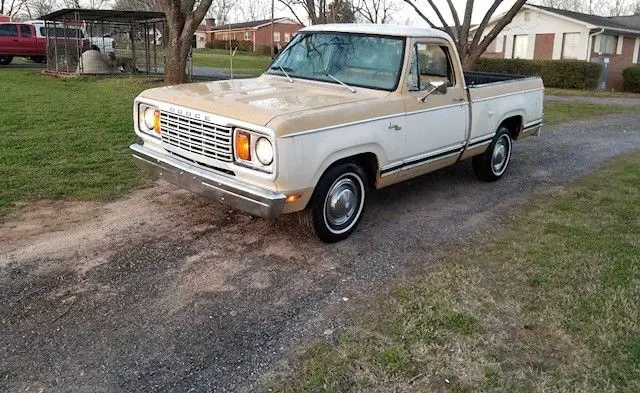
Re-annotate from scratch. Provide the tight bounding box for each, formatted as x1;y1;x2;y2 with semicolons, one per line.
452;98;465;103
388;123;402;131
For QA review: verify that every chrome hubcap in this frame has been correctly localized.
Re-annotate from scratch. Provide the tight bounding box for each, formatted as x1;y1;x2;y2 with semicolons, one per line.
491;135;510;174
325;177;359;227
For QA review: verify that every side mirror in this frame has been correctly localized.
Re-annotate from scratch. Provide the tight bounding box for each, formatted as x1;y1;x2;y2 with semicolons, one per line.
431;81;448;95
418;81;448;103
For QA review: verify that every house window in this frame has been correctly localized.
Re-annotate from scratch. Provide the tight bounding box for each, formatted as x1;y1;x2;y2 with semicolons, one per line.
524;11;530;22
599;35;617;54
487;35;504;53
244;31;250;40
512;35;529;59
273;32;280;42
284;32;290;42
562;33;580;59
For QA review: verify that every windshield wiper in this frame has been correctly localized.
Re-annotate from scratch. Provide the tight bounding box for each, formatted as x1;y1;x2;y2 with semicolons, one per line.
326;73;356;93
269;65;293;83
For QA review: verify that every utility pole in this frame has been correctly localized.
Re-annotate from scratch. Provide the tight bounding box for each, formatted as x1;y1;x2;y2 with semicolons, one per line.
270;0;275;57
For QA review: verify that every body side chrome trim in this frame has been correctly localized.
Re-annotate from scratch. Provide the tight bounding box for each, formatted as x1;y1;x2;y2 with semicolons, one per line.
523;120;543;129
380;143;464;175
381;149;462;176
469;87;544;103
468;133;496;145
280;111;406;138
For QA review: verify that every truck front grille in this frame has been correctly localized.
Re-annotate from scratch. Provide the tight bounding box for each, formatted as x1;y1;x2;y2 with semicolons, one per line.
160;111;233;162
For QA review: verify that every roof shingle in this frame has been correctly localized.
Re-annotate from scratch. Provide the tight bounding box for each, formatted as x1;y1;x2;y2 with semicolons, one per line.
210;18;299;31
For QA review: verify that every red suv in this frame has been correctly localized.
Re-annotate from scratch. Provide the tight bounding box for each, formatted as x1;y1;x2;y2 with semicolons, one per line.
0;22;46;65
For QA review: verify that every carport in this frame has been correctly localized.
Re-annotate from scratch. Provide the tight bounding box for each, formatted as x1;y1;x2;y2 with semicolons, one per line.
40;8;167;76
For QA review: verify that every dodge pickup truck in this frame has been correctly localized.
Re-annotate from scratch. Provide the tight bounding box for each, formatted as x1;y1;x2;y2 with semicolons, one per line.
130;24;544;242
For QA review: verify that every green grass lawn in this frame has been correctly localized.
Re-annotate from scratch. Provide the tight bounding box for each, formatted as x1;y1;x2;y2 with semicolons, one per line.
546;87;640;99
271;153;640;392
0;69;163;217
192;49;272;75
543;101;636;126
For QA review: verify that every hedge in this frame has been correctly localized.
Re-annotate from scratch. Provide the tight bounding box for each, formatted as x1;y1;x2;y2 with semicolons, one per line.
622;66;640;93
205;39;253;52
471;58;602;90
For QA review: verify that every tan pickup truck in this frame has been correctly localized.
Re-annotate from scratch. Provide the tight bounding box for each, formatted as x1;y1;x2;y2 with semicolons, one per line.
130;24;543;242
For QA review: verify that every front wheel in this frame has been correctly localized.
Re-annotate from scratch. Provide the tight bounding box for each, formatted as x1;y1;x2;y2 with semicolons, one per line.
472;126;512;182
298;162;367;243
0;55;13;65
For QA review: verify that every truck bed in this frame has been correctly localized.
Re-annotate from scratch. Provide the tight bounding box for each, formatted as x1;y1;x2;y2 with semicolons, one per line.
464;71;529;87
464;71;544;145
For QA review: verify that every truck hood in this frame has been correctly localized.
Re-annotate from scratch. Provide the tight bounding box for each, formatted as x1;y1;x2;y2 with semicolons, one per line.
138;75;387;128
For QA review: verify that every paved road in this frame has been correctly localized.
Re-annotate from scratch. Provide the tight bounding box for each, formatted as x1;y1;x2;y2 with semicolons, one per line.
1;115;639;392
545;94;640;106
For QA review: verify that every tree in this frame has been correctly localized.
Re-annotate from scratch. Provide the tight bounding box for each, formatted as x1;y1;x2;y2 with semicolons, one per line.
404;0;528;69
113;0;161;10
355;0;396;23
238;0;268;21
1;0;27;17
207;0;233;25
24;0;59;17
159;0;213;83
277;0;356;24
277;0;327;24
327;0;355;22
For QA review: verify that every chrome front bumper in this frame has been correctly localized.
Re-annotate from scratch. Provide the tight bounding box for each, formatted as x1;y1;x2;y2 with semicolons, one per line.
130;143;286;218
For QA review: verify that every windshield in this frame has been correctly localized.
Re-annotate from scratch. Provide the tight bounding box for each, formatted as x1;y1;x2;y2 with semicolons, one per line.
268;32;405;91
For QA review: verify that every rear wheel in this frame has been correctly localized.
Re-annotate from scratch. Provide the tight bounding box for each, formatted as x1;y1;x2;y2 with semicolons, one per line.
472;126;512;182
298;162;367;243
0;55;13;65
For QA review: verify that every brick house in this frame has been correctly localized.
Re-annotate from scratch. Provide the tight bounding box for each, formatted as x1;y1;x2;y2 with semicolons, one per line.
474;4;640;89
0;15;10;22
205;17;304;52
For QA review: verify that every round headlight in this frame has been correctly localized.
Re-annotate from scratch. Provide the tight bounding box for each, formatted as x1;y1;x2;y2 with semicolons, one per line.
255;137;273;165
143;107;156;130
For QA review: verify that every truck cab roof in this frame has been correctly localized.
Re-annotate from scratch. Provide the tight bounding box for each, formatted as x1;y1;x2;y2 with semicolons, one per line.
299;23;452;40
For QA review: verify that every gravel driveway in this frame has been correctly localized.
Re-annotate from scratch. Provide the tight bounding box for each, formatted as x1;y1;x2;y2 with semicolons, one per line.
1;115;639;392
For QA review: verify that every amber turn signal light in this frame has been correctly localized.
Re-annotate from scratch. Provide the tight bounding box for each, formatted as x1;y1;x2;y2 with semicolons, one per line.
153;110;161;134
285;194;302;203
235;130;251;161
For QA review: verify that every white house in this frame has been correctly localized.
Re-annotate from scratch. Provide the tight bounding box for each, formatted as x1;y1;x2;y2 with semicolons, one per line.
474;4;640;89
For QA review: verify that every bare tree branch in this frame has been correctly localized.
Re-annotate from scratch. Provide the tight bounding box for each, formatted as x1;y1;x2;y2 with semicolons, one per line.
471;0;527;67
277;0;307;25
469;0;502;50
403;0;437;28
424;0;456;40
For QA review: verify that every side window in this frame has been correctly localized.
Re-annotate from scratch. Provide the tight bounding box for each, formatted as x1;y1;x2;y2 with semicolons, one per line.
0;24;18;37
20;25;32;38
407;43;454;91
